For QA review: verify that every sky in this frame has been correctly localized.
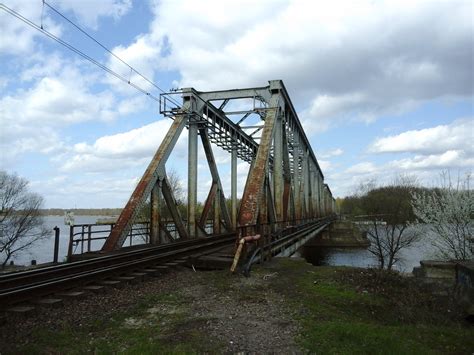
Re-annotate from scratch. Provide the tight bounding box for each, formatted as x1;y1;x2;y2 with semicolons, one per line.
0;0;473;209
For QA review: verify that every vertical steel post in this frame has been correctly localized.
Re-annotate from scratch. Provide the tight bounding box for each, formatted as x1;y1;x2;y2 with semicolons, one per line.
281;119;291;223
266;174;277;231
231;146;237;229
188;121;198;238
214;188;221;234
67;225;73;261
322;185;327;215
293;138;301;221
87;225;92;252
81;225;84;255
53;226;60;263
308;163;314;218
302;150;310;219
313;172;318;217
150;180;161;244
273;113;283;221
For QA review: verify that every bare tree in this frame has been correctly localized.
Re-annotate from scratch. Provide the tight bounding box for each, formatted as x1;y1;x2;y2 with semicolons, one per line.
347;175;423;270
137;168;185;221
167;169;185;207
365;220;422;270
411;172;473;261
0;171;49;268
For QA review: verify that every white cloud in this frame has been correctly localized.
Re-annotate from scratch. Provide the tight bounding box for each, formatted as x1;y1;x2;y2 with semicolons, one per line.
0;0;131;55
2;0;472;208
112;0;472;132
31;175;140;208
330;145;473;197
0;76;10;89
19;53;65;82
300;93;373;133
0;54;150;161
61;119;187;172
318;159;333;172
2;75;115;125
55;0;132;29
0;0;62;55
105;36;163;95
345;162;378;175
388;150;474;171
323;119;474;197
320;148;344;159
369;119;474;155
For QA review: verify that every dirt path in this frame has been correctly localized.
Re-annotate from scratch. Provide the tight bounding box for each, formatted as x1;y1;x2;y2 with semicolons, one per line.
177;268;300;353
0;262;302;353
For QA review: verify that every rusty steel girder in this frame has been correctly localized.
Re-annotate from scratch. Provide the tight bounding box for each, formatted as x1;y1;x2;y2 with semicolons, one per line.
237;106;278;230
101;80;336;267
102;113;187;251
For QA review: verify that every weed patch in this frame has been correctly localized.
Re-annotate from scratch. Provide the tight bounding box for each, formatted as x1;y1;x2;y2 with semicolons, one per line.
267;258;473;354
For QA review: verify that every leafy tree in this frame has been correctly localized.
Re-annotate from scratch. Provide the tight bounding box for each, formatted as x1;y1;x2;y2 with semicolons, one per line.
411;172;473;261
0;171;49;268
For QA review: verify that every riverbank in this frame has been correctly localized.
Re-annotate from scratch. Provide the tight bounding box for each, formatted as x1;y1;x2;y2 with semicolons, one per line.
1;258;472;353
39;208;122;216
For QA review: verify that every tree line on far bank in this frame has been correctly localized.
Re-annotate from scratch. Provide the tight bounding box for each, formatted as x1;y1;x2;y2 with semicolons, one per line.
40;208;123;216
337;173;473;270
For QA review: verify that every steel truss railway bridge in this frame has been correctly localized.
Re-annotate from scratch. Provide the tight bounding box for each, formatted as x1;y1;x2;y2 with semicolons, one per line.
0;2;336;278
0;80;337;308
101;79;337;271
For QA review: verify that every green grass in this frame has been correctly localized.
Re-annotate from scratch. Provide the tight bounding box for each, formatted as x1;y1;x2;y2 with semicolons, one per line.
6;259;473;354
272;259;474;354
300;321;472;355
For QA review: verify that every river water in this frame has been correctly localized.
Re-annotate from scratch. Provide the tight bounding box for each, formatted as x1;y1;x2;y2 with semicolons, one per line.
9;215;109;266
296;239;438;273
11;217;436;272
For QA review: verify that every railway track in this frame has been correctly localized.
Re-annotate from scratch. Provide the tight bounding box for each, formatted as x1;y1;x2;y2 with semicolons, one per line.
242;217;335;275
0;218;334;312
0;234;236;310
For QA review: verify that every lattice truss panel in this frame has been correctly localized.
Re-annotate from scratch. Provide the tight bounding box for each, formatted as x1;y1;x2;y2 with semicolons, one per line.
102;80;336;251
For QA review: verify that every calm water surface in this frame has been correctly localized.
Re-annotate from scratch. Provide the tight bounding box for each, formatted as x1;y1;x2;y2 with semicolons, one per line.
11;215;110;266
297;238;437;273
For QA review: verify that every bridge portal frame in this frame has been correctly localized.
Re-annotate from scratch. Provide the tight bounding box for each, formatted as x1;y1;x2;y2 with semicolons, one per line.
102;80;331;254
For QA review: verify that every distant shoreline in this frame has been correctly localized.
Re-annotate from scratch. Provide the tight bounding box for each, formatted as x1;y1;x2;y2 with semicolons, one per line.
40;208;123;216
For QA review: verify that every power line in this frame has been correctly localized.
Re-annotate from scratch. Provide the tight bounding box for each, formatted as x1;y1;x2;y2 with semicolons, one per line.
0;2;182;107
42;1;173;100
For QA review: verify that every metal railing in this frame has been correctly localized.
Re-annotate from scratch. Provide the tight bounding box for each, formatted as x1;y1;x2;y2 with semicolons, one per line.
67;219;217;260
235;216;332;239
242;215;337;275
67;221;150;259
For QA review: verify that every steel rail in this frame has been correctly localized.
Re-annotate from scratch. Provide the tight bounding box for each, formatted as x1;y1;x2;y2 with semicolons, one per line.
0;235;235;307
0;233;233;289
243;217;335;276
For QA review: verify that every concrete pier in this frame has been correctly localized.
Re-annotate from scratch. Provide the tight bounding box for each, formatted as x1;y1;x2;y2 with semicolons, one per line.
305;220;370;248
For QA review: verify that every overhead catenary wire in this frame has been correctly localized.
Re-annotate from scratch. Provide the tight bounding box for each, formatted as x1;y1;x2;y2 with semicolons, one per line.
42;0;174;101
0;2;182;107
